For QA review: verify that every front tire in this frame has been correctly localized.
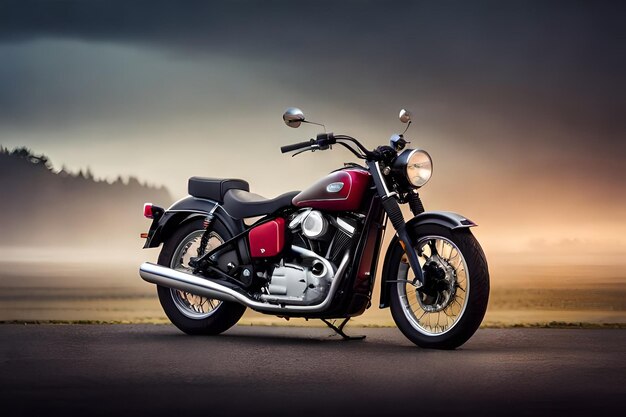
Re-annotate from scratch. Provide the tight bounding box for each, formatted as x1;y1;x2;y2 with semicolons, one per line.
156;218;246;335
389;224;489;349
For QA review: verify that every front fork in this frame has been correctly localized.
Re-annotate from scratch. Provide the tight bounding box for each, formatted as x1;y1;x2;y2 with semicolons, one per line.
368;161;425;287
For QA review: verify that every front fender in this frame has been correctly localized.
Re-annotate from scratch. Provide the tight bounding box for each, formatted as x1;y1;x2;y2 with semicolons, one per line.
378;211;476;308
143;196;245;248
407;211;477;230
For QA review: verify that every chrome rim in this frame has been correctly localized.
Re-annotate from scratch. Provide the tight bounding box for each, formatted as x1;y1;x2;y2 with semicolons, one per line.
169;229;224;319
396;235;469;336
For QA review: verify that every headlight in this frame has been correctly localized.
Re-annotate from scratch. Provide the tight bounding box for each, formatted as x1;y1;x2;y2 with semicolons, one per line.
391;149;433;188
406;149;433;187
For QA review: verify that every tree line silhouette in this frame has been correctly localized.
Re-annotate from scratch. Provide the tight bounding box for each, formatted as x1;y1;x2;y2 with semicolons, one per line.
0;146;172;247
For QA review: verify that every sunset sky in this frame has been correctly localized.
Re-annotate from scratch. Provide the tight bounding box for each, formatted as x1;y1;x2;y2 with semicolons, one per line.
1;0;624;263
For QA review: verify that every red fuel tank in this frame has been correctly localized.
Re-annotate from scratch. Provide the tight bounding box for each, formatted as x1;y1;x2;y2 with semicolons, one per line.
292;169;371;211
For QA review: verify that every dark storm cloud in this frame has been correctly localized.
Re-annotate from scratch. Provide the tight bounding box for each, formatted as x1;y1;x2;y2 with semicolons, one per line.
1;0;625;157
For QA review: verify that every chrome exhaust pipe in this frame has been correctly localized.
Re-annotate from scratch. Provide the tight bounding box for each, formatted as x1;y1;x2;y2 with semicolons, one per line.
139;248;349;313
139;262;241;303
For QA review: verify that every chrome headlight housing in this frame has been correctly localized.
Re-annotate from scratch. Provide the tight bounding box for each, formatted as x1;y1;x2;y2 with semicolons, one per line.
391;149;433;189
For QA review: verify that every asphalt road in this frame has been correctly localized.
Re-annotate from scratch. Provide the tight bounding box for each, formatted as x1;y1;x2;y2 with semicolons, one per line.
1;325;624;417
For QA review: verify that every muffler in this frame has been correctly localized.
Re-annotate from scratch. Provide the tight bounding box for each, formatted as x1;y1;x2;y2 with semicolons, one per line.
139;262;241;303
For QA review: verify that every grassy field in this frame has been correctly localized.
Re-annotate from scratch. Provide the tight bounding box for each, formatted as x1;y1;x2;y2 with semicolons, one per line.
1;257;625;327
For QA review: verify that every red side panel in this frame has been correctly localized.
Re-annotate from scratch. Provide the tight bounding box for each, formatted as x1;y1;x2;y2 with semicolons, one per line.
292;169;371;211
248;218;285;258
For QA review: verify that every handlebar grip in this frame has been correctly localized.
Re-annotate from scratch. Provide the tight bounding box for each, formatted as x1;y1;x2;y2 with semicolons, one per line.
280;140;313;153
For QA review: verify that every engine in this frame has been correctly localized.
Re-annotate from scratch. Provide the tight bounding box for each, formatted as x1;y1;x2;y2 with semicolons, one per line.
259;209;359;306
290;208;358;263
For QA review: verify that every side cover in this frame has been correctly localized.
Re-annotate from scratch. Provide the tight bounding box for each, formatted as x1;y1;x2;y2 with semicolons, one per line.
248;218;285;258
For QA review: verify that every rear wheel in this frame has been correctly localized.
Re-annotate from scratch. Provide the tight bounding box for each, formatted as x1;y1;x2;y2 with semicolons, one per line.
389;224;489;349
156;218;246;335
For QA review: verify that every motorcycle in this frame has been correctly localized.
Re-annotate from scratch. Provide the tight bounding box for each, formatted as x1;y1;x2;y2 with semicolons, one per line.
138;108;489;349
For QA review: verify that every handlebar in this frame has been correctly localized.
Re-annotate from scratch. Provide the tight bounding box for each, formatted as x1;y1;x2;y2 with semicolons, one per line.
281;133;337;154
280;140;314;154
281;133;374;160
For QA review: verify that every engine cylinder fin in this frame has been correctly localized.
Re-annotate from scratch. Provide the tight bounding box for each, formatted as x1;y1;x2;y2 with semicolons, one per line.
329;229;352;265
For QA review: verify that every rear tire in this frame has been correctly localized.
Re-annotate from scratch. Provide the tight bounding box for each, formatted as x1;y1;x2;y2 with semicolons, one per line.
389;224;489;349
157;218;246;335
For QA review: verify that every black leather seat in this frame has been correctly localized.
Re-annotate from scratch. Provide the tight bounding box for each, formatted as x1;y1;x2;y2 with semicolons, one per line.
188;177;249;202
223;189;300;219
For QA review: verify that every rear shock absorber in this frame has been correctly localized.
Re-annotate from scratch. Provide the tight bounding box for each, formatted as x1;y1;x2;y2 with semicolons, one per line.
197;214;215;257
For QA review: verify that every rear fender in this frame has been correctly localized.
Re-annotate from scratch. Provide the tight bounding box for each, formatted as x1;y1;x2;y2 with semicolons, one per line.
378;211;476;308
143;196;245;248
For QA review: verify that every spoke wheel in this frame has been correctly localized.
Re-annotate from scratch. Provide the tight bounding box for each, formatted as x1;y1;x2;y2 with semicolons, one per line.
398;236;469;336
389;224;489;349
169;230;224;319
156;218;246;335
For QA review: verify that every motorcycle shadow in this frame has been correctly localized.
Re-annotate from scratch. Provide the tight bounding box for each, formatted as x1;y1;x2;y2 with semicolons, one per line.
218;326;535;353
218;325;424;349
129;325;562;353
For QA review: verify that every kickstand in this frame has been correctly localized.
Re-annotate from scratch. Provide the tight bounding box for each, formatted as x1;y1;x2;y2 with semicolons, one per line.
321;318;366;340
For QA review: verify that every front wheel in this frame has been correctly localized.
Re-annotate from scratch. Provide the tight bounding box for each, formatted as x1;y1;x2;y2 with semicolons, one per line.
156;218;246;335
389;224;489;349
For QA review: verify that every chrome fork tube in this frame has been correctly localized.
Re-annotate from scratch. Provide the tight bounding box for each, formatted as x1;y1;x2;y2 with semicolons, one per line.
367;160;424;287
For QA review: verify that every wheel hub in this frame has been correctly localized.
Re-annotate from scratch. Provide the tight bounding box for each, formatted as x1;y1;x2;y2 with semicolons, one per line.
417;256;457;312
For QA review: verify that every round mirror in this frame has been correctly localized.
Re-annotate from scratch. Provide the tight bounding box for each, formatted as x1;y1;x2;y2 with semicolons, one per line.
283;107;305;128
399;109;412;124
